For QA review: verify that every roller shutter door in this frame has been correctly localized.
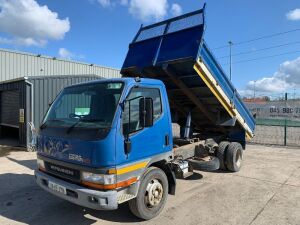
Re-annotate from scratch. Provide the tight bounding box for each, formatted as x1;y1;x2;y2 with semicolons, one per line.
0;90;20;128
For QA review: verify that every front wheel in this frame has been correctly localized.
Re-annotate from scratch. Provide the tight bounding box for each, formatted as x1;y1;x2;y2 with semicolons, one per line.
129;167;168;220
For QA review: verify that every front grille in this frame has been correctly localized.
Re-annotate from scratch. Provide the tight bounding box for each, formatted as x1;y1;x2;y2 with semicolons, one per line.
45;162;80;182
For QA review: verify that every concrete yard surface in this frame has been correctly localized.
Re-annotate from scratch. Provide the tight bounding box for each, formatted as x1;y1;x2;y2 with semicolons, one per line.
0;144;299;225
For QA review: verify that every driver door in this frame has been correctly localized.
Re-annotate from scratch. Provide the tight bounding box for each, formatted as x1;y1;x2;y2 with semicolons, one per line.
116;86;171;165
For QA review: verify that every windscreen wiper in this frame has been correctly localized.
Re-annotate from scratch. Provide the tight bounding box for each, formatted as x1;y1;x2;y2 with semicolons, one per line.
66;118;104;134
40;119;65;130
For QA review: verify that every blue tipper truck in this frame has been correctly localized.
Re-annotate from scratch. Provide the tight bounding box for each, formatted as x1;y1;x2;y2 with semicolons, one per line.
35;5;255;220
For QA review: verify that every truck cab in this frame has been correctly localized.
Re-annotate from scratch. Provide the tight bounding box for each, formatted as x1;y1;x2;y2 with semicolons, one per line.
35;78;174;212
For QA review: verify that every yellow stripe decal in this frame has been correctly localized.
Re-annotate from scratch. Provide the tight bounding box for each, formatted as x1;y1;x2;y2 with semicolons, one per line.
194;63;235;118
116;161;148;175
246;132;252;141
194;59;254;139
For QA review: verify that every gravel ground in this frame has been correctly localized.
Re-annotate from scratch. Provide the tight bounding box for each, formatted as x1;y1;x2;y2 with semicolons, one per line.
0;144;299;225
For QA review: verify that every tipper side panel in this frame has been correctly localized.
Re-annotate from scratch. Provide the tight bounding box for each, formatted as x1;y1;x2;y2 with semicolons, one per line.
197;44;255;137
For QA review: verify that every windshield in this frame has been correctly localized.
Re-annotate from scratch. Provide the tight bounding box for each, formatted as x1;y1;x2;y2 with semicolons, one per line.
42;82;124;130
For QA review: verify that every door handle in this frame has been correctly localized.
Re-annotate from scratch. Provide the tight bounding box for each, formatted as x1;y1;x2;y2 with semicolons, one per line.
165;134;169;146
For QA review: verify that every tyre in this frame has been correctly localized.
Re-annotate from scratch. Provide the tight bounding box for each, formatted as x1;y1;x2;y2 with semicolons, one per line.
188;156;220;171
129;167;168;220
216;141;230;170
226;142;243;172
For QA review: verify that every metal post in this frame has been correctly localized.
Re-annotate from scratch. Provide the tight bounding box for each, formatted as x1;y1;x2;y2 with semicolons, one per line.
24;79;34;123
228;41;233;81
25;79;35;150
293;88;296;100
284;93;287;146
253;80;256;102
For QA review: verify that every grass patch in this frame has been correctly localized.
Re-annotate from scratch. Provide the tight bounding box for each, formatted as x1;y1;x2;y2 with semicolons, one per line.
256;118;300;127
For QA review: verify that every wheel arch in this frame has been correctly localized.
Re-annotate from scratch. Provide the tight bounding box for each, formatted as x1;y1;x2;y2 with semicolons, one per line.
148;160;176;195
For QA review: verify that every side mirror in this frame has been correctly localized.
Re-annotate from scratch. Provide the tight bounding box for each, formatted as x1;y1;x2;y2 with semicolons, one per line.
139;97;154;128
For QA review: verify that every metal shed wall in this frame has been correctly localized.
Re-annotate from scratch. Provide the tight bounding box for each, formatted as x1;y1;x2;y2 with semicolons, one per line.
0;48;121;82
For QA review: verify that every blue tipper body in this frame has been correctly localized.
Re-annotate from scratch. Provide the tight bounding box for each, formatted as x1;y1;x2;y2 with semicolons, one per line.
121;4;255;139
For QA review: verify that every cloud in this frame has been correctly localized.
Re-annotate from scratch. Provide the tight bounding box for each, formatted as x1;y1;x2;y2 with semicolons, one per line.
94;0;179;22
247;78;290;93
58;48;85;60
171;3;182;17
0;37;12;45
119;0;128;6
95;0;127;8
286;8;300;21
97;0;111;7
238;89;254;97
0;0;70;47
58;48;73;60
129;0;168;21
246;57;300;93
0;36;47;46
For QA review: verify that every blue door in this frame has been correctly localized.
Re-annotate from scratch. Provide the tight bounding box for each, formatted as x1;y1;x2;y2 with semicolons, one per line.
115;85;172;165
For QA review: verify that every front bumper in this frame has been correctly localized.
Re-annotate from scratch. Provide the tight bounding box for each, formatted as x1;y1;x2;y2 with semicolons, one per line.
35;170;118;210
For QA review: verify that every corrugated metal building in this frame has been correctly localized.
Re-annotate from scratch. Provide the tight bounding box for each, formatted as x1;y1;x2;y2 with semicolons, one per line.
0;48;121;81
0;76;103;147
0;48;121;147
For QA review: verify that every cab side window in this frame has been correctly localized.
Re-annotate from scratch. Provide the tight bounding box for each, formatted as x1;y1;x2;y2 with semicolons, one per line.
122;87;162;134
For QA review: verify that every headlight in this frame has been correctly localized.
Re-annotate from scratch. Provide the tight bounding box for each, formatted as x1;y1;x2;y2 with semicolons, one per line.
37;159;45;170
81;172;116;185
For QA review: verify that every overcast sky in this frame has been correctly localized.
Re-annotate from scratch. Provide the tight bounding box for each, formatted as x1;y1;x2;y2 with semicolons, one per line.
0;0;299;97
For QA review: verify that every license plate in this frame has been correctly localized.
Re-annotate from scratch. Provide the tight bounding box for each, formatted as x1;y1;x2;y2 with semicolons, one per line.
48;181;67;195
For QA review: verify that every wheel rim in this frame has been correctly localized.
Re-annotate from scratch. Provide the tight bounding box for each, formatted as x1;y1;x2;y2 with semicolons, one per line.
236;150;242;168
145;179;163;208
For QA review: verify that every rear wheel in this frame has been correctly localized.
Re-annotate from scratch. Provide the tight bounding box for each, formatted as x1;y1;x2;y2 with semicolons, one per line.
129;167;168;220
226;142;243;172
216;141;230;170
